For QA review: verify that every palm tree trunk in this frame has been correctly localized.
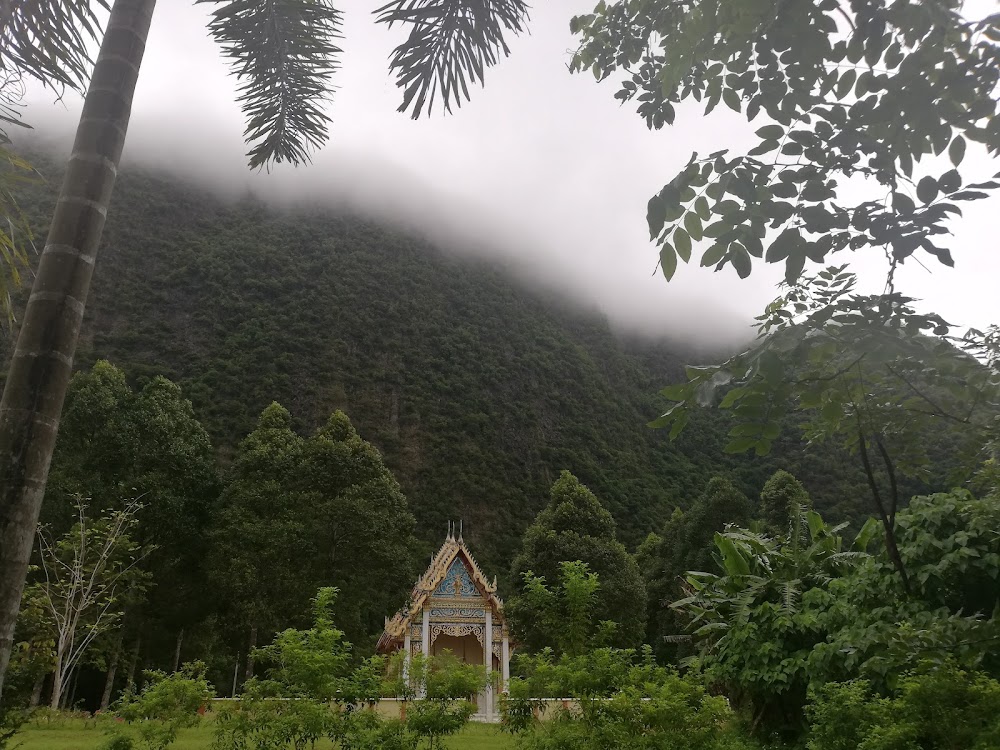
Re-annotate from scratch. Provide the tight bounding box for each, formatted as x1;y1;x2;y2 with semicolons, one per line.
0;0;156;700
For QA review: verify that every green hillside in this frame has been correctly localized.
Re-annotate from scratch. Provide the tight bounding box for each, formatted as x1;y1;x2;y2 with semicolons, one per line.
3;151;940;573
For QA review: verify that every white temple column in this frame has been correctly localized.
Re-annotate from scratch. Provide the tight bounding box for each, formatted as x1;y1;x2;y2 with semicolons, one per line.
421;607;430;698
485;608;493;721
403;630;411;686
501;631;510;693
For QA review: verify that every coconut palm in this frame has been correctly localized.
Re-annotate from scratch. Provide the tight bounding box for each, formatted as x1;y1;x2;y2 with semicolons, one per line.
0;0;531;698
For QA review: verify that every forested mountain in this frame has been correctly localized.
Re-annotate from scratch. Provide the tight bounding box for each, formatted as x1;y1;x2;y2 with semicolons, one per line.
4;150;947;574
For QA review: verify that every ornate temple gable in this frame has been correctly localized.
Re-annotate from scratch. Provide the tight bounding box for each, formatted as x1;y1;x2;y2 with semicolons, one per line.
376;523;505;653
433;558;479;598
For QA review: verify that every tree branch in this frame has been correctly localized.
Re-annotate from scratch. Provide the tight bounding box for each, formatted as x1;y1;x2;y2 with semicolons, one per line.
885;363;969;425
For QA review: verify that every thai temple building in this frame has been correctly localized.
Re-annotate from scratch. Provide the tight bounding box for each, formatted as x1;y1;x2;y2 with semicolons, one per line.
376;524;510;721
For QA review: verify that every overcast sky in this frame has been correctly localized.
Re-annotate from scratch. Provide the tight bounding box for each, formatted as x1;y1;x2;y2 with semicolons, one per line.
21;1;1000;349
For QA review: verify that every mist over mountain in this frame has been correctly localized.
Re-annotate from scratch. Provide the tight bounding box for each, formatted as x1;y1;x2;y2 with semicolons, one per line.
18;111;761;355
5;148;949;574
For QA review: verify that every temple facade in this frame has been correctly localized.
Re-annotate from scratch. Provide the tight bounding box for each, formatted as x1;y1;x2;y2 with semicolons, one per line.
376;524;510;721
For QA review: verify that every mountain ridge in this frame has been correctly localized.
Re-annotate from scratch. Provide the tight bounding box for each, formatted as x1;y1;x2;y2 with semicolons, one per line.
4;149;934;574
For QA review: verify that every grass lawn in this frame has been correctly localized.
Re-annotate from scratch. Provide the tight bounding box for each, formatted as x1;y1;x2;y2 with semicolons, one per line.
15;718;515;749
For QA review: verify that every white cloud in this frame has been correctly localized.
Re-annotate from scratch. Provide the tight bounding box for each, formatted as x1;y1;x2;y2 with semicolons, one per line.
19;0;1000;351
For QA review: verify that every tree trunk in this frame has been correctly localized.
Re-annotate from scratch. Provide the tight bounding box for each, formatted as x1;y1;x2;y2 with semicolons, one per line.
245;626;257;681
101;640;122;711
172;628;184;673
0;0;157;701
63;667;79;710
29;673;45;708
125;636;141;690
49;666;63;710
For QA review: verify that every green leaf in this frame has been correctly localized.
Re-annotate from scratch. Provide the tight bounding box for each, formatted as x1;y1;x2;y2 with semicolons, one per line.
836;69;856;99
722;88;741;112
724;436;758;454
916;176;938;204
785;252;806;284
659;384;690;401
703;221;730;238
701;243;727;267
765;228;800;263
674;227;692;262
854;518;881;551
948;135;966;166
748;140;780;156
730;244;752;278
715;534;751;576
939;169;962;193
719;387;746;408
684;211;704;241
755;124;784;140
647;194;666;239
892;192;915;214
659;243;678;281
668;410;689;440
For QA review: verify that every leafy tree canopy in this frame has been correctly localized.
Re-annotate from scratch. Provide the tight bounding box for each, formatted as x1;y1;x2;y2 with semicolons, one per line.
510;471;647;650
207;403;420;648
760;469;811;532
569;0;1000;593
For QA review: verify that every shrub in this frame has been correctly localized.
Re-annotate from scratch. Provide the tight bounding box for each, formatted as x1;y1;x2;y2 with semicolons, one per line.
107;662;214;750
503;648;753;750
806;665;1000;750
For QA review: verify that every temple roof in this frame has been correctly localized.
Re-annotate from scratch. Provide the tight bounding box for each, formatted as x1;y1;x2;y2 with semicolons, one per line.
376;523;504;652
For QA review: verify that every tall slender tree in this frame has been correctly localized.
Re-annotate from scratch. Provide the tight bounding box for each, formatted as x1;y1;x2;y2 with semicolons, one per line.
510;471;647;651
0;0;531;698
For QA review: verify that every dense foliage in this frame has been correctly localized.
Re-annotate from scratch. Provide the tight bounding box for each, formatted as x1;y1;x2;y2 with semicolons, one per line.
0;151;976;717
4;149;956;575
640;475;754;659
43;360;219;671
508;472;647;650
673;486;1000;738
571;0;1000;594
214;588;482;750
503;647;753;750
806;666;1000;750
207;403;420;652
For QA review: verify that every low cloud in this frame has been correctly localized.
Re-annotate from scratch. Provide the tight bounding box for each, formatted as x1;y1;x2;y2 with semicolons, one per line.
21;1;996;356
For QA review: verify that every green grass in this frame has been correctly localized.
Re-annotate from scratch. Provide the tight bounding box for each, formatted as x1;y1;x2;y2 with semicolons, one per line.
14;719;514;749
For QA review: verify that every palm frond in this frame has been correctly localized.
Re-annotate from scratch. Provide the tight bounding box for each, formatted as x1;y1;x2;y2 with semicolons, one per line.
0;0;108;95
781;579;801;615
374;0;530;119
198;0;343;169
0;146;40;324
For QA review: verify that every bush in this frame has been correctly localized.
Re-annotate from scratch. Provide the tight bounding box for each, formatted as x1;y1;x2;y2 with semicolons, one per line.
107;662;214;750
503;648;753;750
0;705;25;750
806;665;1000;750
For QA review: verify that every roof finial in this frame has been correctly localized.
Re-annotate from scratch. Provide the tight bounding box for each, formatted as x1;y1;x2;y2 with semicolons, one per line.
447;521;452;540
458;520;464;543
